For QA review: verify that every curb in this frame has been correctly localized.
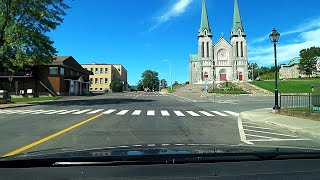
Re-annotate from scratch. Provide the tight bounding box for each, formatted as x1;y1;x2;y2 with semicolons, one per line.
239;111;320;139
0;103;34;109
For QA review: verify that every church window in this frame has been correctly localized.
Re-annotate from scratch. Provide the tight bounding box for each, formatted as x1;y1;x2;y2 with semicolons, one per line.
193;63;196;68
206;42;209;57
241;42;244;57
204;30;207;36
202;42;205;57
236;42;239;57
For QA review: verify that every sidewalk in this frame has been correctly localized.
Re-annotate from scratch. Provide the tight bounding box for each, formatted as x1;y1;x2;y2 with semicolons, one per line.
0;103;33;109
239;108;320;138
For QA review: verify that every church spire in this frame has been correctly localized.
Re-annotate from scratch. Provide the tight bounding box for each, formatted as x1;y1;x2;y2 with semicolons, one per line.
231;0;246;37
198;0;212;37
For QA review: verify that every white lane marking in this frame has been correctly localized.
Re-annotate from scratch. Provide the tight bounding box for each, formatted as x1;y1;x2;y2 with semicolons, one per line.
242;125;272;130
117;146;129;148
147;110;155;116
224;111;239;116
246;134;274;139
20;110;42;114
31;110;51;114
242;121;260;126
249;138;309;142
161;144;170;146
187;144;198;146
117;110;129;115
86;109;104;114
102;109;116;114
161;110;170;116
238;118;254;145
45;110;68;114
147;144;155;147
132;110;142;116
72;109;92;114
132;145;143;147
199;111;215;116
0;110;21;114
58;109;80;114
174;111;185;117
186;111;200;117
211;111;228;117
174;144;185;146
243;129;299;138
172;94;197;102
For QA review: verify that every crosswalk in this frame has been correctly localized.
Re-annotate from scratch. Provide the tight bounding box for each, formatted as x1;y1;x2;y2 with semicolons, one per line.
126;94;168;97
0;109;239;117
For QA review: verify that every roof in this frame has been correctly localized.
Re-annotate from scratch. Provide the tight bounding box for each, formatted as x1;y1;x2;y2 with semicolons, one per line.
51;56;93;75
282;56;320;67
198;0;212;37
190;54;198;62
231;0;246;37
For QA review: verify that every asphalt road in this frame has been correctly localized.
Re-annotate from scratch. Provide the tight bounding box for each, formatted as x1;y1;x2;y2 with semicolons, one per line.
1;91;320;157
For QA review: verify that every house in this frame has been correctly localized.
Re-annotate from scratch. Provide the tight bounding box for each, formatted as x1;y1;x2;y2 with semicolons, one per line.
0;56;93;97
279;57;320;79
81;63;128;92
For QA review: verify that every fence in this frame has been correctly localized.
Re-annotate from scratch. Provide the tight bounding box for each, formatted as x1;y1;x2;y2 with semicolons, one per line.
280;93;320;109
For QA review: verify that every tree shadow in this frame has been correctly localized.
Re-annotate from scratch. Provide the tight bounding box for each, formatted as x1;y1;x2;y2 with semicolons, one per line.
33;98;156;106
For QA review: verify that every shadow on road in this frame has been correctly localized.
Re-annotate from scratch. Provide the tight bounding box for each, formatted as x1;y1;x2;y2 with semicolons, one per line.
33;98;156;106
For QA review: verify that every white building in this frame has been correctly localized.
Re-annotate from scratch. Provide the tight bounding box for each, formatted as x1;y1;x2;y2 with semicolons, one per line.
189;0;249;84
279;57;320;79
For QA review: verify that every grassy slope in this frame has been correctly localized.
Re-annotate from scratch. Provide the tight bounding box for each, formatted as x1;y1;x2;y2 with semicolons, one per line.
10;96;60;103
250;78;320;93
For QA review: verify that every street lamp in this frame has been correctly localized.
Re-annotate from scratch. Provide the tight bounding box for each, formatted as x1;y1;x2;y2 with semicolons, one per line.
269;28;281;110
163;60;172;90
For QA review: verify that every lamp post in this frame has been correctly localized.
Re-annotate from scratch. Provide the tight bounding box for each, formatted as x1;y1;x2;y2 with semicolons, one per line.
163;60;172;90
269;28;281;110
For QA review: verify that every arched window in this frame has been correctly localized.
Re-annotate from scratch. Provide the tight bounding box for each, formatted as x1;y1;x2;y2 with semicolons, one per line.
206;42;209;57
241;42;244;57
236;42;239;57
204;29;207;36
202;42;205;57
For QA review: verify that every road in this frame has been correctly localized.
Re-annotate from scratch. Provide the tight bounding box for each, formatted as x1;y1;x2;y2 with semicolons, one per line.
1;91;320;157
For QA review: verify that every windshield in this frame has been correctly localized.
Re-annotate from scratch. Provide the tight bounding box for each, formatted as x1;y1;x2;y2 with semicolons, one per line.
1;0;320;161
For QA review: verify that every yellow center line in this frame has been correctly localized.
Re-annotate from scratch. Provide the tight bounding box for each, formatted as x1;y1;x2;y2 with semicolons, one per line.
3;113;103;157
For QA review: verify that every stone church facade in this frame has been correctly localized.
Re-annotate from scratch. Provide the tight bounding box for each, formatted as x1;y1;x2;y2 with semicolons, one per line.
189;0;249;84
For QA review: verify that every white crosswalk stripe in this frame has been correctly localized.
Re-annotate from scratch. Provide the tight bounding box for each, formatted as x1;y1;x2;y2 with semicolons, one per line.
102;109;116;114
186;111;200;117
45;110;68;114
58;109;79;114
224;111;239;116
86;109;104;114
211;111;228;116
72;109;92;114
117;110;129;115
199;111;215;116
30;110;48;114
147;110;155;116
132;110;142;115
161;110;170;116
174;111;185;117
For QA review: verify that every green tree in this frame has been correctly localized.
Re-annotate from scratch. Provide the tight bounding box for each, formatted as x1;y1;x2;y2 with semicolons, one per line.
298;47;320;78
140;70;159;91
0;0;71;72
110;80;124;92
137;80;143;91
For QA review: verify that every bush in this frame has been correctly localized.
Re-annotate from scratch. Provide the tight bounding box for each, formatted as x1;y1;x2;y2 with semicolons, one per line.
110;80;124;92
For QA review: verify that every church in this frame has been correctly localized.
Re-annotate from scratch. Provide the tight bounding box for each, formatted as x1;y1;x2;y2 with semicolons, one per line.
189;0;249;84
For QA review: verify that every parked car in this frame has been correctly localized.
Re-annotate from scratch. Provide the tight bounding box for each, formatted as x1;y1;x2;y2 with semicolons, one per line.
130;88;138;92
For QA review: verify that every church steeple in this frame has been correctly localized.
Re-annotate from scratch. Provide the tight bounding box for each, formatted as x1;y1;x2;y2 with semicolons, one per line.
198;0;212;37
231;0;246;37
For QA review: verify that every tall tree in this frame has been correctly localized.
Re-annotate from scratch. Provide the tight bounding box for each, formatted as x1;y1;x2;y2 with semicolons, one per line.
140;70;159;91
0;0;71;72
298;46;320;78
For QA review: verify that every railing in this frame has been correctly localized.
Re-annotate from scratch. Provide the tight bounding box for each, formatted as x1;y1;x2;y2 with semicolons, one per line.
280;93;320;109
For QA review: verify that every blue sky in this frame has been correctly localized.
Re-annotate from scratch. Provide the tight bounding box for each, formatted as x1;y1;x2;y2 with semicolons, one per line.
49;0;320;85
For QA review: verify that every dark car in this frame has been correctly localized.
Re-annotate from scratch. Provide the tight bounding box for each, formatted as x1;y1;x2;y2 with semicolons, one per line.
130;88;138;92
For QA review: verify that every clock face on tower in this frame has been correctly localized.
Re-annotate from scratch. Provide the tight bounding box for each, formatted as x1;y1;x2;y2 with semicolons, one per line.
219;49;227;59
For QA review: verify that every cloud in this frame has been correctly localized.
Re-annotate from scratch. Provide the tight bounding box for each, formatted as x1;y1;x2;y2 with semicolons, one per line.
248;28;320;66
250;16;320;45
149;0;193;32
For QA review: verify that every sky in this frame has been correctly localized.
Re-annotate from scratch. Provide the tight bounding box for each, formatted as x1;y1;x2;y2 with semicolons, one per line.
49;0;320;85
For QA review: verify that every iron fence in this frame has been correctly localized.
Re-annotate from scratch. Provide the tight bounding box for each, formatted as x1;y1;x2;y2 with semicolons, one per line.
280;93;320;109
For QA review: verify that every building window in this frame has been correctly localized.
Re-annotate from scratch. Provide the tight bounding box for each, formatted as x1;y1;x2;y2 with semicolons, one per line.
105;68;108;74
100;88;103;91
100;78;103;84
95;78;98;84
49;67;58;75
90;68;93;72
206;42;209;57
100;68;103;74
77;72;79;76
118;68;120;72
70;70;73;76
236;42;239;57
95;88;97;90
95;68;99;74
90;78;93;84
202;42;205;58
60;67;65;76
105;78;108;84
241;42;244;57
90;88;93;90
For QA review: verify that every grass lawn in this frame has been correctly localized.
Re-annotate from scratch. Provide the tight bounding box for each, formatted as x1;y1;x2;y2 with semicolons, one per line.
165;84;181;93
250;78;320;93
9;96;60;103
